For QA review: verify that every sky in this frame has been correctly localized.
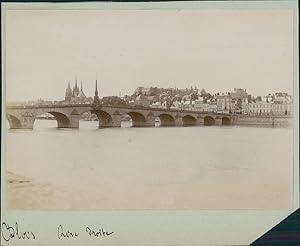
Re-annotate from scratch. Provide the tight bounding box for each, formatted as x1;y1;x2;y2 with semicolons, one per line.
4;8;294;102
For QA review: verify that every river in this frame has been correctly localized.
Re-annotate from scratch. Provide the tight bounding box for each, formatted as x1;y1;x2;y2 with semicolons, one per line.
6;119;294;209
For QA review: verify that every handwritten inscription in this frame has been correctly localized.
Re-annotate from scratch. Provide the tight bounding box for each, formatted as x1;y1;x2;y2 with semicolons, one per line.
1;221;36;242
86;226;114;237
57;224;79;239
57;224;114;239
1;221;114;243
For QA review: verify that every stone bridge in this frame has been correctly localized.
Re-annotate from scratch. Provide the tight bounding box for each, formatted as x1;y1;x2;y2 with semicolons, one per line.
6;104;238;129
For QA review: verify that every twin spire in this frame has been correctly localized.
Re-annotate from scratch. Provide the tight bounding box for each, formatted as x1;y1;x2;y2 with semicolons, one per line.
65;75;87;102
73;75;99;95
74;76;84;91
65;75;100;105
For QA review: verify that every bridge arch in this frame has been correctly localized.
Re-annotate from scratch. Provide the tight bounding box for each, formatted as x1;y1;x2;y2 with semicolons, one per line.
75;109;99;128
92;109;113;128
158;114;175;127
222;116;231;126
6;114;22;129
204;116;215;126
48;111;71;128
182;115;197;126
127;112;147;127
33;112;56;129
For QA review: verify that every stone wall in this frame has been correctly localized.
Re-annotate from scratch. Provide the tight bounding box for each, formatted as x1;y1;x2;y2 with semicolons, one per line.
235;115;293;128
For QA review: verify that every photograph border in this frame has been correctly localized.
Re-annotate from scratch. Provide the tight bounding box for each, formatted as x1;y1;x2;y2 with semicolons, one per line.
1;1;299;245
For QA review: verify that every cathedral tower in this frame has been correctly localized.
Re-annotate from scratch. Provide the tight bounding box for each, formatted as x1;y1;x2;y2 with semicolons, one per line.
73;76;80;97
65;82;73;102
78;80;86;99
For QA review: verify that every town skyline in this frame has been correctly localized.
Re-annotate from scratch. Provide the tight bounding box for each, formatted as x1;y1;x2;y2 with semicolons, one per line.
6;79;293;103
5;9;294;102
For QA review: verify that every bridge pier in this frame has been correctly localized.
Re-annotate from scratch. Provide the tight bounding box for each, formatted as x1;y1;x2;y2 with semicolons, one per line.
132;119;155;127
57;114;80;128
98;121;113;128
175;116;183;126
7;113;35;129
145;113;156;127
144;119;156;127
196;116;204;126
231;116;238;125
97;117;113;128
111;113;122;127
215;117;222;126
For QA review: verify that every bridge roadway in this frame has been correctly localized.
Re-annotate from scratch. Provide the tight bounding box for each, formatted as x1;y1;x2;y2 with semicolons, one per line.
6;104;237;129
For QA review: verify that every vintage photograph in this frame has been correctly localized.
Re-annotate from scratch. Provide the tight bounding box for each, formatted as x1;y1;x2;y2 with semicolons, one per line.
4;6;294;210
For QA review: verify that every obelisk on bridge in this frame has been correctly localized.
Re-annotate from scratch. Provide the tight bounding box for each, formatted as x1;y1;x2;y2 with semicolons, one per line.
92;80;101;107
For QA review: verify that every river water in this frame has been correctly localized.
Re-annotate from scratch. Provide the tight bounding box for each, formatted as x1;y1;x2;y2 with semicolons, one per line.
6;120;294;209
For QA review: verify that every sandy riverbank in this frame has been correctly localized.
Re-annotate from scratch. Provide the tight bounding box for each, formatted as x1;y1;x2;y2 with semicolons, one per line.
6;171;103;209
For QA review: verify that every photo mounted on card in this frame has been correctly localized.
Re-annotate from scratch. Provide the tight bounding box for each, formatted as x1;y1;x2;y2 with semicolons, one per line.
1;1;299;245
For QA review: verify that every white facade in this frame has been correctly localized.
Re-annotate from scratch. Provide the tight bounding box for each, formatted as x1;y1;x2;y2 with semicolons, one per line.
192;100;217;112
272;103;293;115
150;101;162;108
248;101;272;115
194;99;203;111
209;103;218;113
181;100;192;110
217;95;233;112
242;98;250;114
150;101;168;109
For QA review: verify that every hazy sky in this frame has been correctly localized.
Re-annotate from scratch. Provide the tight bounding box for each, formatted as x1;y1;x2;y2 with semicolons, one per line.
5;8;294;101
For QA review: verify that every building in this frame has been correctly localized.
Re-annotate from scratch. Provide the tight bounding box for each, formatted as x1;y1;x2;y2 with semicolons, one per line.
181;100;192;110
217;94;233;113
248;101;273;115
272;102;293;116
242;93;293;116
274;92;292;103
150;101;167;109
271;92;293;115
242;98;250;114
134;94;151;107
209;103;218;113
193;99;203;111
65;78;89;104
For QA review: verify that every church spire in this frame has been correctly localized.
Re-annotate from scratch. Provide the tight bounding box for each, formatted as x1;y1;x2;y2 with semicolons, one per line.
93;79;100;106
78;80;86;99
75;75;78;88
73;75;79;96
95;80;98;96
65;81;73;102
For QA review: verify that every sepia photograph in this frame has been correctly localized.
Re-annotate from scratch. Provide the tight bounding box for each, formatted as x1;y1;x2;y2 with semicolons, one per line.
3;4;295;211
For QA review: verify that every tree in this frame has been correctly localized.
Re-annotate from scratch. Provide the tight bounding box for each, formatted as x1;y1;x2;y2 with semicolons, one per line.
191;93;198;101
255;96;262;102
100;96;127;106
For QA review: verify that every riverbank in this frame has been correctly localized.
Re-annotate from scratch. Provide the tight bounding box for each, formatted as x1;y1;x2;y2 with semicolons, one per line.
234;115;293;127
6;171;102;209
